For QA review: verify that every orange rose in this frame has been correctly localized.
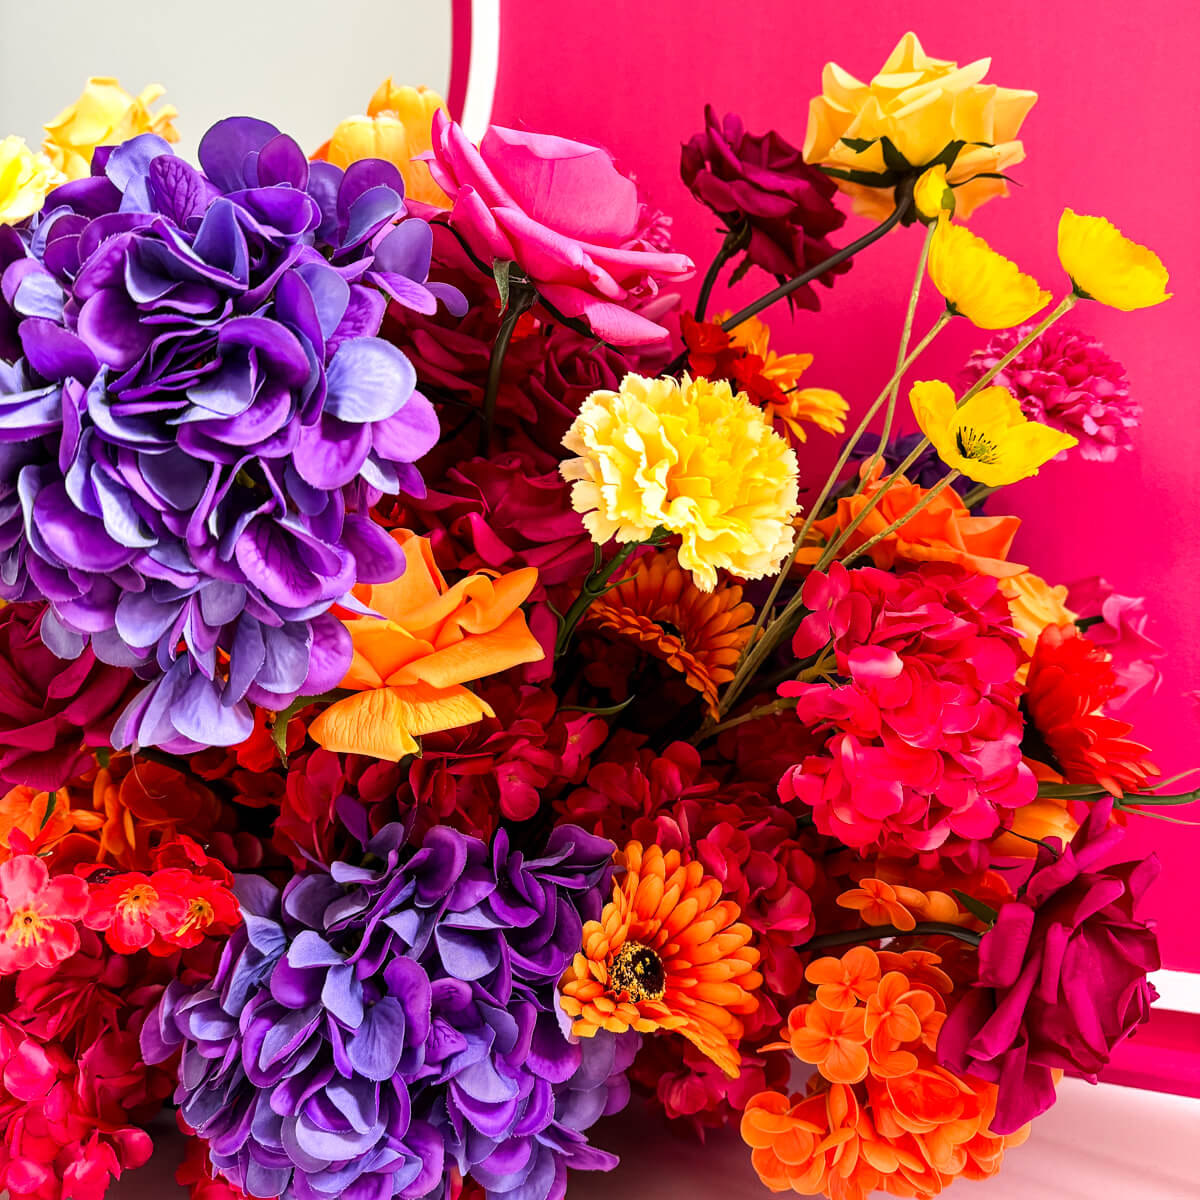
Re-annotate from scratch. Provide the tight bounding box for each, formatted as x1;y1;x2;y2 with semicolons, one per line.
798;464;1024;578
309;531;544;760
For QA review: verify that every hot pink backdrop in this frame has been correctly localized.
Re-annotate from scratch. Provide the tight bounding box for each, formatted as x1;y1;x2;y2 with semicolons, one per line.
486;0;1200;980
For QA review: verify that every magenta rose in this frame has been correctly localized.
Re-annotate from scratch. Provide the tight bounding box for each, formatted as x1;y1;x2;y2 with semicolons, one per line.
0;603;137;790
681;106;848;306
425;112;694;344
938;799;1160;1134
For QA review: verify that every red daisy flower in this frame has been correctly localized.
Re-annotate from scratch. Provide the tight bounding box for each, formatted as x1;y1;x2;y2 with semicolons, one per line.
1024;623;1158;796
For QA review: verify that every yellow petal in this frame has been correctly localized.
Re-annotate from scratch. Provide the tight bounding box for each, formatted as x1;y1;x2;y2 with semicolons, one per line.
1057;208;1171;311
308;689;420;761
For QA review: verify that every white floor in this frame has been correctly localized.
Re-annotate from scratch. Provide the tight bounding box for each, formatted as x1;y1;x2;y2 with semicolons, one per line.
110;1079;1200;1200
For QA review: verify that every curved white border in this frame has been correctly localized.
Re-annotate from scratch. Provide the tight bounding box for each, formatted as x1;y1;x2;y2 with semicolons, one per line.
460;0;500;142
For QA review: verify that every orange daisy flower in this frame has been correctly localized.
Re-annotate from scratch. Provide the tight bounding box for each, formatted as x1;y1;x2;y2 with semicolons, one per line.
585;551;756;717
559;840;761;1077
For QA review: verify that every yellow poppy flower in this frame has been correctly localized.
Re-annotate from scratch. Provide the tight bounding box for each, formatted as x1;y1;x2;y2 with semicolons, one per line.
1057;209;1171;311
927;217;1050;329
909;380;1077;486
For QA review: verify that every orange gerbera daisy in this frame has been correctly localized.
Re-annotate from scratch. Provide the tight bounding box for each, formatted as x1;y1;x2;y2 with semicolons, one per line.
585;551;756;716
559;841;761;1076
798;462;1024;578
310;530;544;761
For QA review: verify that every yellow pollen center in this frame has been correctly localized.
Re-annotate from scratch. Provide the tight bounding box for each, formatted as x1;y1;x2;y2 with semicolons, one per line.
118;884;158;916
176;896;215;936
608;940;666;1002
7;906;47;947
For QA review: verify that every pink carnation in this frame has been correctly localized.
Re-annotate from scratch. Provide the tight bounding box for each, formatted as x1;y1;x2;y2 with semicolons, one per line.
1067;576;1164;709
961;325;1138;462
426;113;694;344
780;563;1035;864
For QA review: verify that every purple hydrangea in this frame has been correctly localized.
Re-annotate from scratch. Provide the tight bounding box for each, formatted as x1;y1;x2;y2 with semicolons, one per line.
141;822;637;1200
0;119;465;751
961;325;1139;463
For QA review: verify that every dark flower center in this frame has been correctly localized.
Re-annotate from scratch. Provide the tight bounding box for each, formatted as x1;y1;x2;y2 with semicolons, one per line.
609;939;666;1002
955;426;1001;464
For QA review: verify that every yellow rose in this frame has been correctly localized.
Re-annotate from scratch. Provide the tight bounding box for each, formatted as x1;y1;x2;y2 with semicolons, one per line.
927;217;1049;329
314;81;448;208
43;77;178;180
1000;571;1077;658
804;31;1036;220
0;136;65;225
1057;209;1171;311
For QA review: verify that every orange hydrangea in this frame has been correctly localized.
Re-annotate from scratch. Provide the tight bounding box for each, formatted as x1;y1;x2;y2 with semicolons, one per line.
310;530;544;761
743;945;1031;1198
798;463;1024;578
585;550;756;716
559;841;761;1077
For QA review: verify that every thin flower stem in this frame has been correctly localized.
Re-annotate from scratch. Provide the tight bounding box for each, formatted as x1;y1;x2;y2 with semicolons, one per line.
958;294;1078;405
866;221;935;475
836;471;960;568
718;311;951;716
962;482;996;509
800;922;982;953
720;193;913;334
480;288;535;453
694;225;748;323
691;697;795;744
555;537;657;656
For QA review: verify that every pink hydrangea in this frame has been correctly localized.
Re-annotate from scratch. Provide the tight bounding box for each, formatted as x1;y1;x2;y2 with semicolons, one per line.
961;325;1138;462
1067;576;1164;709
779;563;1035;864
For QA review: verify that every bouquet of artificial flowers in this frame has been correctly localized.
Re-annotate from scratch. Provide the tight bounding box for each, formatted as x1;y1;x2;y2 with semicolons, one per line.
0;36;1184;1200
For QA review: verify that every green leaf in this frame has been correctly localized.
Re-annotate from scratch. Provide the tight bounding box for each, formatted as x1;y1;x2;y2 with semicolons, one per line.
879;137;911;174
952;889;998;926
839;136;879;153
270;690;343;764
559;695;637;717
820;165;906;189
929;139;967;168
492;259;513;312
40;792;58;830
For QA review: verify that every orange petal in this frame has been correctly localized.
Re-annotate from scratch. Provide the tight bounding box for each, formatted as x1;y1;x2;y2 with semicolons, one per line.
308;690;419;760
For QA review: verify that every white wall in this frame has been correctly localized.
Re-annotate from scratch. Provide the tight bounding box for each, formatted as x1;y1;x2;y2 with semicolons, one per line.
0;0;454;160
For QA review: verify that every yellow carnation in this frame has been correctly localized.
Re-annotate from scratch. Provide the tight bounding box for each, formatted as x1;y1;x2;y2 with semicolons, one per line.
314;81;448;208
804;31;1036;220
560;373;799;592
927;217;1050;329
0;136;65;225
910;379;1077;486
1057;209;1171;311
43;77;177;181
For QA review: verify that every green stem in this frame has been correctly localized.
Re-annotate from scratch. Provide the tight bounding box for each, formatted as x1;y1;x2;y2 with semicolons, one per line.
801;922;982;953
694;224;748;322
866;221;935;476
692;696;795;744
555;539;647;656
719;192;913;334
962;482;996;509
480;287;536;453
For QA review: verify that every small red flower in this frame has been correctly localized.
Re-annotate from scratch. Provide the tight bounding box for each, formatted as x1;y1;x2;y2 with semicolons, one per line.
1024;624;1158;796
83;870;187;955
0;854;88;972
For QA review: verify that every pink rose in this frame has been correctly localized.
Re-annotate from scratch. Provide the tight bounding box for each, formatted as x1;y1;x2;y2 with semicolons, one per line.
425;113;693;344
